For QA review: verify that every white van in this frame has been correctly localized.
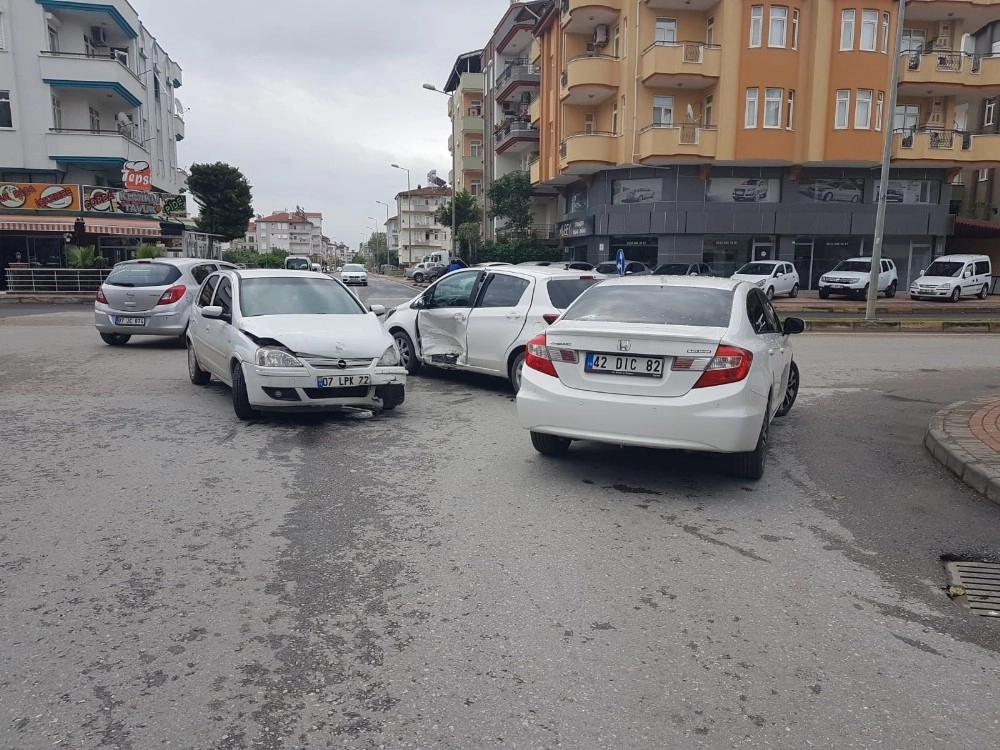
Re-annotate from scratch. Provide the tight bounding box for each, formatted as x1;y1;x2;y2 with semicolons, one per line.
910;254;992;301
284;255;311;271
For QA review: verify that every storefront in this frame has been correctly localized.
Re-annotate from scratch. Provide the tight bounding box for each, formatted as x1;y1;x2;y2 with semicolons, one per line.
610;236;658;268
702;235;777;278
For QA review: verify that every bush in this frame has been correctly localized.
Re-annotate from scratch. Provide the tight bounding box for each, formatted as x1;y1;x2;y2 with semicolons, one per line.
135;245;164;259
66;245;96;268
92;256;110;269
477;237;562;265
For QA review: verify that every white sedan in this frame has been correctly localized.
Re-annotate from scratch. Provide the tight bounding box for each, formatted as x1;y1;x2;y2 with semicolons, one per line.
731;261;800;299
516;277;803;479
340;263;368;286
187;269;406;420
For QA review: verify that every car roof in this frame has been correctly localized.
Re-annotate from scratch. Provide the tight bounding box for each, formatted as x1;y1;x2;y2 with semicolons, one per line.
115;257;215;267
233;269;332;279
933;254;989;261
739;260;781;266
600;276;743;291
487;266;601;279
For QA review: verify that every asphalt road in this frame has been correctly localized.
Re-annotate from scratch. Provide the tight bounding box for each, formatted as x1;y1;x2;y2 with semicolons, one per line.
2;275;999;749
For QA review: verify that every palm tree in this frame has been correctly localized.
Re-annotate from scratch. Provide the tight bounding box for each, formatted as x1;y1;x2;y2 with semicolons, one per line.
65;245;95;268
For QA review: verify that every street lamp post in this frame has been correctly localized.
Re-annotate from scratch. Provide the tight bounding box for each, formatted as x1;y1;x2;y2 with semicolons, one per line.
367;216;379;269
375;200;392;262
391;164;411;265
423;83;458;260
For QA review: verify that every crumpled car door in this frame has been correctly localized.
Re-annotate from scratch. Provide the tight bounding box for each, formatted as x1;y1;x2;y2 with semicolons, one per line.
415;270;483;366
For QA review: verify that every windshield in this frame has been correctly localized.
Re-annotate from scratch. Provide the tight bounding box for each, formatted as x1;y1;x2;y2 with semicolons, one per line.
105;263;181;288
285;257;310;270
923;261;963;278
240;277;365;317
652;263;691;275
343;264;366;273
736;263;777;276
562;285;734;327
595;262;620;275
546;278;601;309
832;260;871;273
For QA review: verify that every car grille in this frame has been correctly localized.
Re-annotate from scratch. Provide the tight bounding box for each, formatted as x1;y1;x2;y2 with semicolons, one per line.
825;277;857;284
300;357;373;370
303;386;370;399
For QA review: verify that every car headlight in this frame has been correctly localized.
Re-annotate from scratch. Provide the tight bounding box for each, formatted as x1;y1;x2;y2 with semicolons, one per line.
256;348;303;367
378;344;400;367
820;276;831;283
755;279;766;287
938;284;952;290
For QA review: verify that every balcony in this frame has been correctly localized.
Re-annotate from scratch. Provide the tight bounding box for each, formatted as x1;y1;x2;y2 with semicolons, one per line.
448;134;454;153
39;51;144;107
529;97;540;125
637;125;718;164
462;155;484;173
559;132;617;174
561;0;622;35
898;52;1000;96
46;129;147;164
530;158;541;185
495;62;541;103
174;113;185;141
646;0;718;9
892;128;1000;167
461;114;484;133
561;55;619;105
495;120;540;155
168;60;183;88
36;0;139;38
640;42;722;89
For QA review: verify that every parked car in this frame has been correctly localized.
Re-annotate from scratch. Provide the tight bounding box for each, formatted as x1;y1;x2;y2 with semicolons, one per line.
801;179;862;203
94;258;237;346
910;254;993;301
515;276;803;479
593;260;652;276
186;269;406;420
653;262;717;277
620;186;657;203
471;262;514;268
340;263;368;286
284;255;311;270
383;267;602;391
405;262;446;283
818;257;898;299
519;261;597;271
732;179;769;202
731;261;799;299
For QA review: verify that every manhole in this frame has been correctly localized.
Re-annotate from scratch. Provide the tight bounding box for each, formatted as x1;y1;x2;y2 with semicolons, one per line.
944;561;1000;618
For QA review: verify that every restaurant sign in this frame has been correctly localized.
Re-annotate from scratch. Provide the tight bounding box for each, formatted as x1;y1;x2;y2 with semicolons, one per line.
0;183;81;212
83;187;178;217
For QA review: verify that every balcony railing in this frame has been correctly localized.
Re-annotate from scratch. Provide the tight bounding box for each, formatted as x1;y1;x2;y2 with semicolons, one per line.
5;268;111;294
644;40;722;63
897;127;960;150
495;120;540;144
50;127;145;149
495;61;540;90
40;49;141;83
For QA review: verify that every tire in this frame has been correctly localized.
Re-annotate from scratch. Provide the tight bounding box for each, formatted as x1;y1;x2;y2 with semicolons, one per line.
885;281;897;299
788;283;799;298
850;194;860;203
413;273;424;283
530;431;571;456
949;286;961;303
731;403;770;480
100;333;131;346
818;288;830;300
766;286;775;301
822;192;834;202
509;350;526;393
978;284;989;300
187;340;211;385
392;329;421;375
231;362;259;421
774;361;799;418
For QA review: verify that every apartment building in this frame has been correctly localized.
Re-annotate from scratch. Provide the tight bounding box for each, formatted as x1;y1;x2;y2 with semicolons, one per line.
444;51;485;201
394;186;451;264
530;0;1000;288
254;210;324;255
385;214;400;256
0;0;186;275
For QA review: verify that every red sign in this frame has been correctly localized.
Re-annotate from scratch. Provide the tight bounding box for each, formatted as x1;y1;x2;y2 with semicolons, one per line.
122;160;152;192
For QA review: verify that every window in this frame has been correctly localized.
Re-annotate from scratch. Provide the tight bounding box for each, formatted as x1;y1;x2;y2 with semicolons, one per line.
191;264;216;285
895;104;919;132
841;10;855;51
613;25;620;57
51;96;62;130
901;29;925;55
764;88;782;128
704;94;714;127
791;9;799;49
769;7;787;48
986;99;996;126
882;12;890;53
47;25;59;53
0;90;10;129
477;274;530;308
786;90;795;129
855;89;872;128
584;113;595;133
612;101;619;134
0;11;5;50
84;35;96;57
875;91;884;130
835;90;850;129
747;290;779;334
860;10;878;51
470;179;481;197
656;18;677;44
745;88;759;128
706;16;715;45
470;140;482;157
89;106;101;133
653;96;674;127
750;6;763;47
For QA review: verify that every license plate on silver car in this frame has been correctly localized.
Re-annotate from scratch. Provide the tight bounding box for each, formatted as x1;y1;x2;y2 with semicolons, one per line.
114;316;146;326
317;375;371;388
585;353;664;378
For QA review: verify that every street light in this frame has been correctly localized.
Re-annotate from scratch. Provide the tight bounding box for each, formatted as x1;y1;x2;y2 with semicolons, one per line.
367;216;379;268
423;83;458;260
391;164;411;265
375;200;391;259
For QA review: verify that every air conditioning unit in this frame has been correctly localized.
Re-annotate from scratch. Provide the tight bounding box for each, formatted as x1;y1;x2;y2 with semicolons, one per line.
502;101;516;114
520;92;532;103
594;25;609;47
90;27;108;46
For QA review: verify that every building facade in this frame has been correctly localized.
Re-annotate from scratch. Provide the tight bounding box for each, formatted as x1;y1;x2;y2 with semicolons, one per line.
444;52;485;201
254;210;323;255
394;186;451;264
385;214;400;257
530;0;1000;288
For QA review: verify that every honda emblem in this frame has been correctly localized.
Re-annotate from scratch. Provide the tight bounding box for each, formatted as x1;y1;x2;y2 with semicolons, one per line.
617;340;632;352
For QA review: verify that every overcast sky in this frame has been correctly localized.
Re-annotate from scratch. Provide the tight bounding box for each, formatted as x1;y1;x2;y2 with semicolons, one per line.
134;0;513;246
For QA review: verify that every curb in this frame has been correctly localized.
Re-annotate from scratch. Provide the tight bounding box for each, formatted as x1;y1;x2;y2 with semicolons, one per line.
805;319;1000;333
925;397;1000;506
0;295;92;305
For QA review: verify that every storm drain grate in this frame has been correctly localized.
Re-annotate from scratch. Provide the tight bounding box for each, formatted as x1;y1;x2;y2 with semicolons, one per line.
944;561;1000;618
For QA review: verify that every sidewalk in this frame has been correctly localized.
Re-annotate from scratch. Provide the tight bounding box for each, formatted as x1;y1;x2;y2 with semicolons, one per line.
926;396;1000;505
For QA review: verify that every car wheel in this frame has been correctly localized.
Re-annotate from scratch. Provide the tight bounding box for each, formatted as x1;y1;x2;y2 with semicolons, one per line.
731;403;770;480
950;286;961;303
530;431;571;456
851;194;860;203
789;283;799;298
885;281;897;299
100;333;131;346
509;350;526;393
231;362;259;421
392;329;421;375
187;340;211;385
774;361;799;418
978;284;989;300
822;192;834;202
766;286;775;300
818;288;830;300
413;273;424;283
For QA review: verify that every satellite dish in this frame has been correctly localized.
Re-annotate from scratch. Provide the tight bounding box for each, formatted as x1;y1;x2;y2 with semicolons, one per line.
116;111;130;125
686;104;695;123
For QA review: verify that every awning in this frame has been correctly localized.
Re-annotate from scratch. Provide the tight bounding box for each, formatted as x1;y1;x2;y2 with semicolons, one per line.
0;217;76;232
84;218;162;237
954;216;1000;238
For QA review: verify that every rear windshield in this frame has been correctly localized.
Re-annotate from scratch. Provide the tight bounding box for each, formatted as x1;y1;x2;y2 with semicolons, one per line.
563;285;734;327
832;260;871;272
343;264;366;272
285;257;310;270
546;278;601;309
924;261;963;278
736;263;777;275
653;263;690;275
594;262;619;275
240;277;365;317
105;263;182;287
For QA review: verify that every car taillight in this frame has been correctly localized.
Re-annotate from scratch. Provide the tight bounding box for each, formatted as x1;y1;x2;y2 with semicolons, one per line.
542;313;560;325
525;333;579;378
95;289;108;304
579;275;596;280
692;345;753;388
157;285;187;305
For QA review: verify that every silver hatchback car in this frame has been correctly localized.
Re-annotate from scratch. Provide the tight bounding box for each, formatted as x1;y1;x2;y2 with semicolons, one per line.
94;258;236;345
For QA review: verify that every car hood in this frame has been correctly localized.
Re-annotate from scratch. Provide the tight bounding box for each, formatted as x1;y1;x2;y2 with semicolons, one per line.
240;314;390;358
914;275;958;285
731;273;772;283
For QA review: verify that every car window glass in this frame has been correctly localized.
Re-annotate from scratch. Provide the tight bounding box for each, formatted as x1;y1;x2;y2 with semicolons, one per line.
761;293;782;333
425;271;479;308
547;278;601;309
214;277;233;318
191;264;215;285
746;290;778;334
477;274;530;308
240;277;364;316
105;262;181;288
563;285;733;326
198;275;220;307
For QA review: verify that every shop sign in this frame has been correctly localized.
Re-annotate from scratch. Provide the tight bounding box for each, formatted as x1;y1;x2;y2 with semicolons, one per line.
83;186;164;216
161;195;187;216
122;160;152;192
617;237;656;247
557;217;594;238
0;183;81;212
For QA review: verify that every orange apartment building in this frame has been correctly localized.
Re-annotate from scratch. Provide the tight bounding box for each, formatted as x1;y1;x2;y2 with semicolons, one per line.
444;51;486;202
529;0;1000;288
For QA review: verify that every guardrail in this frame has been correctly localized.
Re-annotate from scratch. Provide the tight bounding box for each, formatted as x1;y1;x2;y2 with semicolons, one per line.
5;268;111;293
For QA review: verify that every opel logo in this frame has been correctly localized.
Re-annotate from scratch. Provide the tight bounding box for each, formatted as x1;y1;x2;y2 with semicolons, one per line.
618;340;632;352
337;359;348;370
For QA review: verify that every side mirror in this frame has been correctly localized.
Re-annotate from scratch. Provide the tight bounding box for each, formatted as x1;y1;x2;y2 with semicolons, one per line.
201;305;224;319
410;296;427;310
369;304;386;316
783;317;805;335
918;269;925;276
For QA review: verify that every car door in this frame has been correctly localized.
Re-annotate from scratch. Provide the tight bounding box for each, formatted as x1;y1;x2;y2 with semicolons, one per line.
415;270;483;366
201;275;234;378
961;263;978;295
747;288;789;410
190;273;221;365
464;272;532;372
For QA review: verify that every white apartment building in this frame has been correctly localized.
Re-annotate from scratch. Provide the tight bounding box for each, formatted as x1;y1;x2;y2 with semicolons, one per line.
253;210;324;256
385;214;399;256
394;186;451;265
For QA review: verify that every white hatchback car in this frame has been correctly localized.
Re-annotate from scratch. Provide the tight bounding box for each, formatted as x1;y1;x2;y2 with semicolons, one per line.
731;261;800;299
516;277;804;479
382;266;602;391
187;270;406;420
818;257;898;300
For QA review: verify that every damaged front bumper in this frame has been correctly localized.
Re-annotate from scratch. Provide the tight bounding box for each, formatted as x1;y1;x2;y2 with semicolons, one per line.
244;363;407;411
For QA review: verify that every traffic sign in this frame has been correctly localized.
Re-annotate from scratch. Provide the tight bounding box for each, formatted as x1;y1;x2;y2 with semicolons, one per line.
616;249;625;276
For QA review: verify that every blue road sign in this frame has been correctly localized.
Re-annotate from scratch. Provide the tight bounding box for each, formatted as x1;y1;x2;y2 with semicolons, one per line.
616;249;625;276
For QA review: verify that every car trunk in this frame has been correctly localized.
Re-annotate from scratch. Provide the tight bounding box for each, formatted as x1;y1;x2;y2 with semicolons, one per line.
102;263;180;312
546;322;727;398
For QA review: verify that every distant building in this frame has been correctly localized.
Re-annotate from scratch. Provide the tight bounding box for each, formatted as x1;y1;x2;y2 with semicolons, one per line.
252;209;324;255
394;186;451;264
